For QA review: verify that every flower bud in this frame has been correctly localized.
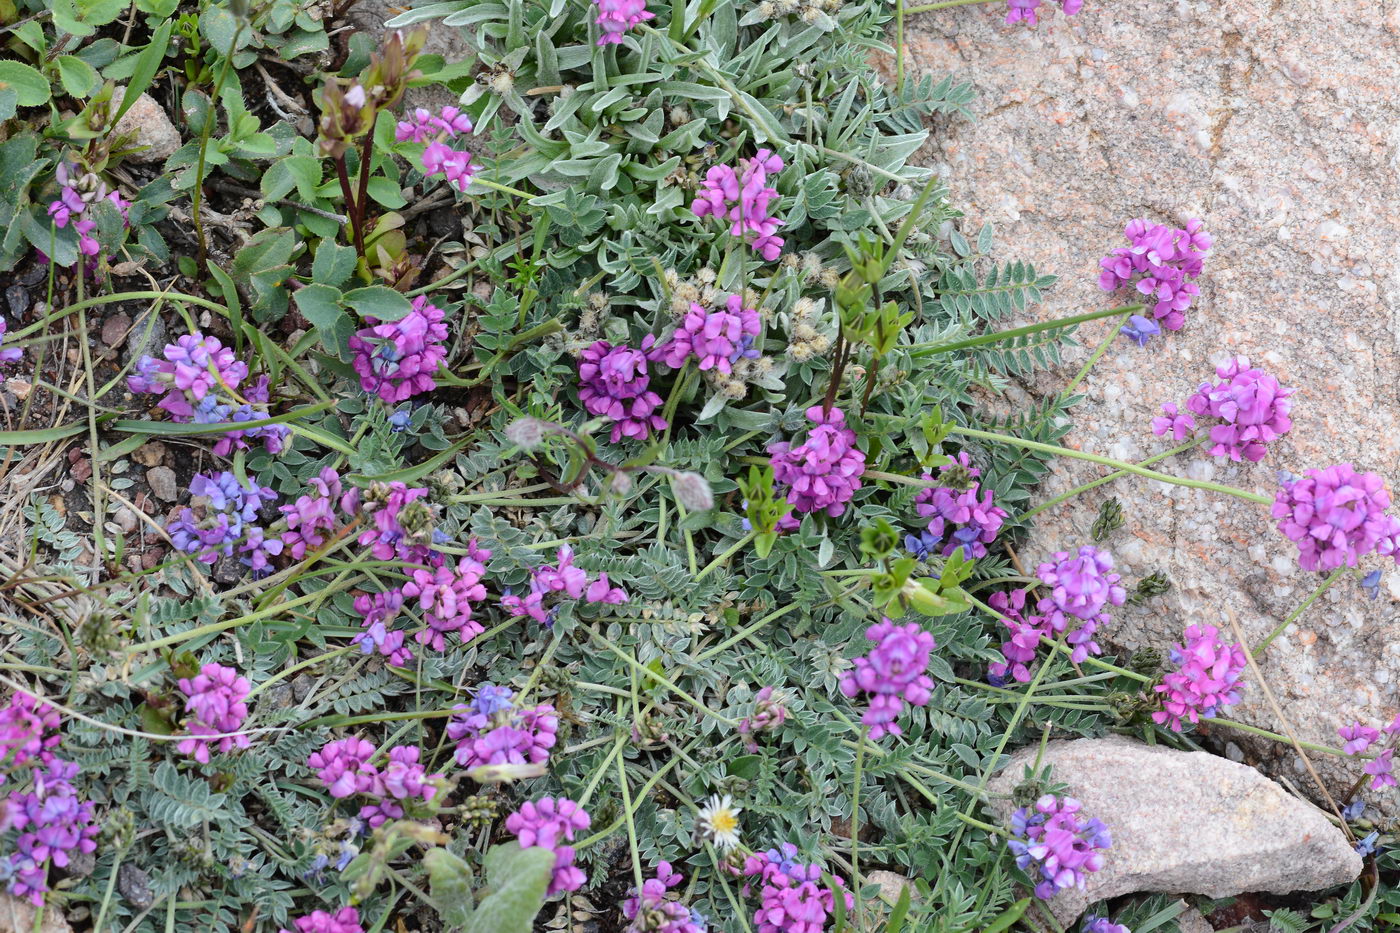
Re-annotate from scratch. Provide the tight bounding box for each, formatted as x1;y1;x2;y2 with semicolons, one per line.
673;472;714;511
504;417;547;450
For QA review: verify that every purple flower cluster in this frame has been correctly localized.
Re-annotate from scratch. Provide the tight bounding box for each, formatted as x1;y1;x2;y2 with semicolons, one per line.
623;861;705;933
0;693;61;782
397;107;480;192
1151;624;1247;732
348;297;449;403
403;549;491;651
279;907;364;933
351;481;441;564
446;684;559;770
741;843;852;933
280;467;353;560
594;0;654;44
0;692;97;905
768;406;866;517
352;588;414;667
500;545;627;626
128;333;288;456
692;149;785;261
1098;218;1212;332
1083;917;1130;933
169;471;282;575
1005;0;1082;25
1337;716;1400;790
307;736;440;827
505;796;591;895
1152;357;1293;462
1273;464;1400;572
2;759;98;905
839;619;935;739
177;662;252;763
653;297;761;375
987;588;1048;685
911;453;1008;559
578;340;668;443
988;546;1125;683
1007;794;1111;900
738;686;788;753
47;162;130;260
0;318;22;366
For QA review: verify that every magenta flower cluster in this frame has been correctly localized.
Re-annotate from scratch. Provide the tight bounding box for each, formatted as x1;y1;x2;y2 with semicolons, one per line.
505;796;591;895
692;149;785;261
1005;0;1082;25
594;0;654;44
768;405;866;517
307;735;440;827
1083;918;1130;933
446;683;558;770
500;545;627;626
47;162;130;260
653;297;761;375
623;861;704;933
738;686;788;753
349;296;449;403
129;332;288;456
1099;218;1211;332
912;452;1008;559
280;467;354;560
279;907;364;933
0;693;61;782
741;843;852;933
403;549;491;651
0;693;97;905
177;662;252;764
578;340;668;443
1272;463;1400;572
839;619;935;739
397;106;480;192
1152;357;1293;462
1151;624;1247;732
350;481;441;564
170;471;283;575
989;545;1125;684
1007;794;1111;900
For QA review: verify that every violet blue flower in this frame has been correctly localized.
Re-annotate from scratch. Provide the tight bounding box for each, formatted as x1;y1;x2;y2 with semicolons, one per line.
349;296;449;404
1119;314;1160;348
1273;464;1400;572
446;684;559;770
578;340;668;443
1366;749;1397;791
1339;722;1380;756
913;452;1008;559
651;297;762;375
1007;794;1111;900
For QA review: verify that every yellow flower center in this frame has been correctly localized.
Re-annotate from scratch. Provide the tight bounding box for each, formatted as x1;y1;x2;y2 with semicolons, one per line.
709;809;738;834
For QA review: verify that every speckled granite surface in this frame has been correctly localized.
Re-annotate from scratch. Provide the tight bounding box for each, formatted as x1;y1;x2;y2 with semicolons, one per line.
893;1;1400;794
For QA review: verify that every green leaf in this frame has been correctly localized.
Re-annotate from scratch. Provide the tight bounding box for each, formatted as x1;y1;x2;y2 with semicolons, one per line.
366;175;406;208
57;56;99;98
981;898;1030;933
343;285;412;322
309;242;356;290
424;848;476;929
0;87;16;122
261;156;323;201
0;61;50;108
294;283;353;357
462;845;554;933
727;754;761;780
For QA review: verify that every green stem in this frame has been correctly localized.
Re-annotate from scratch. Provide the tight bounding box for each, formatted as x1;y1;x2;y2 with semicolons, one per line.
616;754;646;892
1206;716;1351;758
911;304;1143;357
192;22;246;274
696;602;802;661
584;628;737;726
1060;307;1134;397
1252;567;1350;659
695;531;757;580
948;426;1273;504
1016;434;1206;524
904;0;996;13
850;730;866;927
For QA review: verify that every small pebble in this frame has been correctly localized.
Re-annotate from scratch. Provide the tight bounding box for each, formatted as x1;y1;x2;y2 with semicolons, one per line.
101;313;132;347
146;466;178;502
132;442;166;468
114;507;139;534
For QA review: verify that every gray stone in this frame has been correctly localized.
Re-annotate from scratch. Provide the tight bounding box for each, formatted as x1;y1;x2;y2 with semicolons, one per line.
112;89;181;164
988;737;1360;923
0;892;71;932
117;863;154;910
145;466;178;502
122;310;166;369
897;0;1400;798
113;507;139;534
867;870;916;906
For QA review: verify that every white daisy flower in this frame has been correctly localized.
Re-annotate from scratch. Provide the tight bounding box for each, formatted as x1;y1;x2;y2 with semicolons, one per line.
697;794;743;849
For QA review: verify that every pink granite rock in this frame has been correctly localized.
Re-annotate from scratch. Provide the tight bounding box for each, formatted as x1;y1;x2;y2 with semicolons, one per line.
895;1;1400;797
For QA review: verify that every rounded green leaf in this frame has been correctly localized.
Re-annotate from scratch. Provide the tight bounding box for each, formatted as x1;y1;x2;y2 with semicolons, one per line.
0;61;50;108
